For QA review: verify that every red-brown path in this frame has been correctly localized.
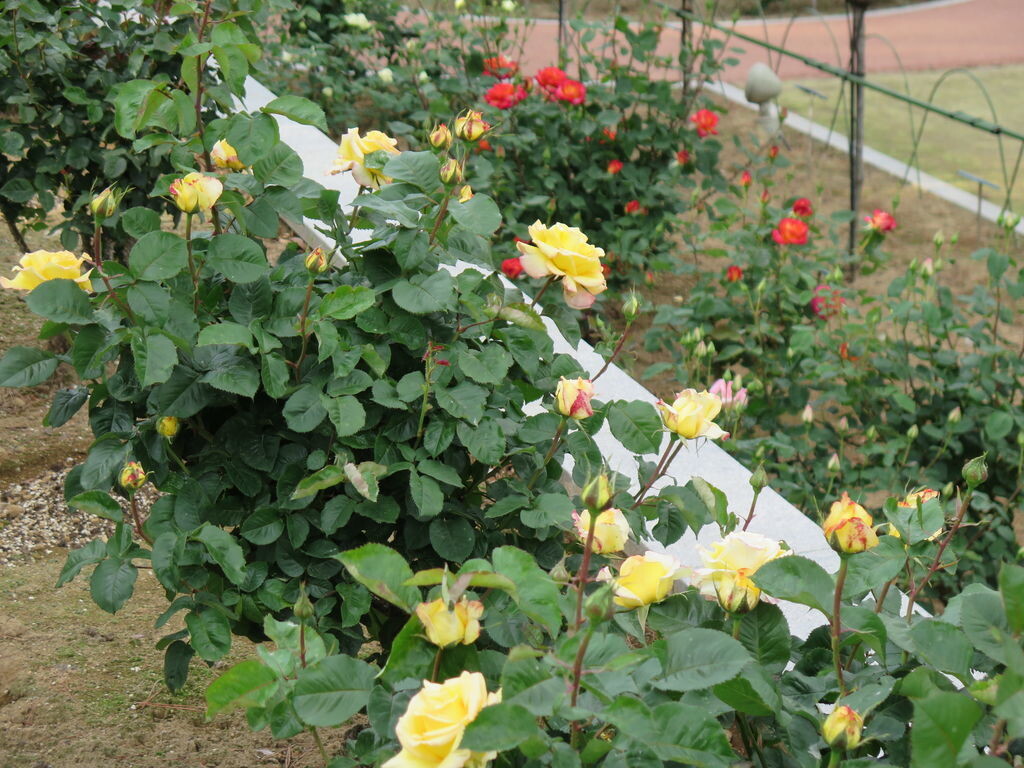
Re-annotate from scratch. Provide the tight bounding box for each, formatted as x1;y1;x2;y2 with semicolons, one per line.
510;0;1024;82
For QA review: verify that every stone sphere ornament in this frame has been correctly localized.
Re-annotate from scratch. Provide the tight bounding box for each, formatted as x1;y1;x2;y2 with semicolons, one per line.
745;63;782;105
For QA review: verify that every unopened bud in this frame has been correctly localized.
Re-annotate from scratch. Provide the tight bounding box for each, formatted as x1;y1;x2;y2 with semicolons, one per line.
962;454;988;489
1017;431;1024;448
947;406;962;425
429;123;453;149
906;424;919;440
1005;212;1021;231
119;461;147;492
822;705;864;751
695;340;708;357
440;158;464;184
156;416;180;439
942;481;955;498
304;247;330;274
622;292;641;323
293;587;315;621
581;474;613;511
455;110;489;142
827;453;841;475
865;425;878;441
749;464;768;493
753;442;767;462
706;341;716;357
837;416;849;434
920;257;934;277
950;232;959;245
801;404;814;424
89;185;123;220
584;583;616;623
786;347;796;360
932;231;944;249
321;86;334;99
549;561;571;583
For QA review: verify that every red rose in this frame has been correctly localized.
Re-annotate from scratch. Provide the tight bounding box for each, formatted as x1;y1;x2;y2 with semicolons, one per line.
601;127;617;142
811;284;845;319
676;148;691;165
726;265;743;282
864;209;896;232
760;189;770;204
554;78;586;105
793;197;813;217
475;139;493;153
768;145;780;160
484;82;527;110
535;66;567;93
624;200;642;215
607;159;624;175
690;108;718;138
501;257;524;279
740;171;752;188
483;55;519;79
772;217;809;245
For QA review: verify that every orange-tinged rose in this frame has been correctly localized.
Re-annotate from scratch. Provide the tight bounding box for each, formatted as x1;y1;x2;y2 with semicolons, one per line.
0;250;92;292
329;127;400;189
414;598;483;648
211;139;245;171
516;221;607;309
555;377;594;419
695;530;789;613
823;492;878;554
118;461;147;492
656;388;727;440
822;705;864;750
573;508;630;554
383;671;501;768
169;172;223;213
598;551;687;608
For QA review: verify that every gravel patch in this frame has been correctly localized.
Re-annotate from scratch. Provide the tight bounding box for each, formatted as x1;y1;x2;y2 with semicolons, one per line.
0;459;156;567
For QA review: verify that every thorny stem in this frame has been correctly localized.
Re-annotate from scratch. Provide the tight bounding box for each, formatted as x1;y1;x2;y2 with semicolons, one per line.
428;191;452;245
129;495;152;546
90;220;136;321
742;487;762;531
831;558;849;695
632;439;683;509
529;275;556;309
905;489;973;621
591;323;633;383
185;213;200;311
526;419;566;490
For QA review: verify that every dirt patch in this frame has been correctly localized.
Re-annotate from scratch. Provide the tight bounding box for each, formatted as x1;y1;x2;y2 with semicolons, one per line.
0;557;358;768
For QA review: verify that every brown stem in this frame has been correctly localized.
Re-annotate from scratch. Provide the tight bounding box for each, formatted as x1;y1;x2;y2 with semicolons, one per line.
905;490;972;621
742;488;762;531
129;496;153;546
428;192;452;245
2;203;29;252
831;558;848;695
292;279;316;382
591;323;633;383
573;508;599;632
529;275;556;309
632;440;683;509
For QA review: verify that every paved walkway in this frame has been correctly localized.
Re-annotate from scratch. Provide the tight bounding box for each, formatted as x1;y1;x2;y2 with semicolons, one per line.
511;0;1024;82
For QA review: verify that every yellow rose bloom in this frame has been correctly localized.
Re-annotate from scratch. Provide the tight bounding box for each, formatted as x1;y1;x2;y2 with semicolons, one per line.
573;508;630;554
554;377;594;419
156;416;181;438
415;598;484;648
695;530;789;613
598;551;686;609
516;221;607;309
329;127;400;189
210;139;245;171
656;388;727;440
383;671;501;768
822;705;864;750
0;250;92;292
169;172;223;213
823;492;879;554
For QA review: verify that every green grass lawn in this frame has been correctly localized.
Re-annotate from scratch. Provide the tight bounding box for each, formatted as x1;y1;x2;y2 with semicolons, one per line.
780;65;1024;204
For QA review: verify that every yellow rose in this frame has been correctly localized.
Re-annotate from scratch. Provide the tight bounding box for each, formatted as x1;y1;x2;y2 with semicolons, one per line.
169;172;223;213
156;416;181;438
573;508;630;554
555;377;594;419
383;671;501;768
823;492;879;554
430;123;453;149
210;139;245;171
0;250;92;292
415;598;483;648
89;185;123;219
457;185;473;203
599;551;686;609
118;461;147;492
822;705;864;750
304;247;330;274
329;127;400;189
656;389;727;440
516;221;607;309
454;110;489;142
695;530;789;613
889;488;943;542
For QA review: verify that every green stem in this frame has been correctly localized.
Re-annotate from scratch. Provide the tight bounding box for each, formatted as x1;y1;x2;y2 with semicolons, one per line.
831;558;849;694
827;749;843;768
185;213;199;311
431;647;443;682
293;278;316;382
904;489;973;621
526;419;566;489
310;727;329;766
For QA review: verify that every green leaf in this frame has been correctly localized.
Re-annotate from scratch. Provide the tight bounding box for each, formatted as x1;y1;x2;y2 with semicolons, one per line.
194;524;247;587
291;465;346;500
608;400;664;455
985;411;1014;442
318;285;376;320
153;367;214;418
69;491;123;522
391;271;456;314
133;332;177;387
737;603;791;672
240;508;285;545
0;346;59;387
206;659;278;718
999;563;1024;634
90;558;137;613
121;207;162;238
56;539;106;587
197;322;254;349
25;280;93;324
497;302;545;331
656;627;752;691
457;420;505;464
959;585;1009;662
492;546;561;634
429;516;474;561
186;609;232;661
44;386;88;428
460;703;539;751
457;345;513;385
206;234;268;283
910;693;980;767
713;663;781;715
283;385;327;432
323;395;366;437
909;620;973;681
410;471;445;519
164;640;195;692
383;151;441;192
261;95;327;131
253;143;303;187
293;655;377;727
753;555;834;617
129;231;188;281
127;283;170;325
337;544;420;612
436;381;487;423
79;435;130;490
449;194;502;236
521;493;574;529
843;535;907;599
